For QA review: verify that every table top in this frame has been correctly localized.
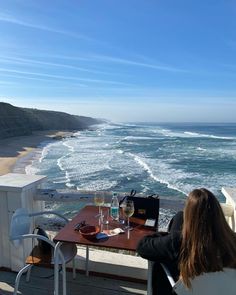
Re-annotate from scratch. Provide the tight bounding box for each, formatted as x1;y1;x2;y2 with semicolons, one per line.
54;205;156;252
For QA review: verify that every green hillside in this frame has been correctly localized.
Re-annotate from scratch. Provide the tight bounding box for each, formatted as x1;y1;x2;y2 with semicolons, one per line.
0;102;103;139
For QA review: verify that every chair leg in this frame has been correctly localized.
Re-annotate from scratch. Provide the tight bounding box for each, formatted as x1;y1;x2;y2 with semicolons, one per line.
86;245;89;276
26;264;33;282
54;242;63;295
62;261;67;295
14;264;32;295
54;259;59;295
147;261;153;295
72;258;76;279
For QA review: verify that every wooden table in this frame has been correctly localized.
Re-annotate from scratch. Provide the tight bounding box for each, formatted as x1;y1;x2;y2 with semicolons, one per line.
54;205;156;294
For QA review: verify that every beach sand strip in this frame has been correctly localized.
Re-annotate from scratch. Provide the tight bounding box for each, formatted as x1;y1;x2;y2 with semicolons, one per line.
0;131;72;176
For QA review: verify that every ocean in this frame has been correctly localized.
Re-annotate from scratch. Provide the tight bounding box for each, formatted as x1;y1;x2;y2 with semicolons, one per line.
25;122;236;205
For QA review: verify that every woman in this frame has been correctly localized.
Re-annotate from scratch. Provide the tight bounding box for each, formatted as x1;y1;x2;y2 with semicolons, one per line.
137;188;236;294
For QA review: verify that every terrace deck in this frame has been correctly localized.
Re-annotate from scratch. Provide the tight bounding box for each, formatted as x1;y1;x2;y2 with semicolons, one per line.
0;267;146;295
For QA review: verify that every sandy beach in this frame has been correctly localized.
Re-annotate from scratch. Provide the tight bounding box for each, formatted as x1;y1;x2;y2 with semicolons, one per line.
0;131;71;176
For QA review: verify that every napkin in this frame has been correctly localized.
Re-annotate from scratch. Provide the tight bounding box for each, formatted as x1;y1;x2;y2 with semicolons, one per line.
103;228;125;236
96;228;125;240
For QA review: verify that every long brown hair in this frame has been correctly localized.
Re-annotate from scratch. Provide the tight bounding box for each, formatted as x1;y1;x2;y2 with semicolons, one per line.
179;188;236;288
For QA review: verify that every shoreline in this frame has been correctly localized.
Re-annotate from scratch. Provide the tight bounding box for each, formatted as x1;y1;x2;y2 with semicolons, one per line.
0;131;184;227
0;130;186;209
0;131;73;176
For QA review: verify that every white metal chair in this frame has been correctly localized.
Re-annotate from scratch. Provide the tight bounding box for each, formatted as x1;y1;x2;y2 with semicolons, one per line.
9;208;77;295
160;263;236;295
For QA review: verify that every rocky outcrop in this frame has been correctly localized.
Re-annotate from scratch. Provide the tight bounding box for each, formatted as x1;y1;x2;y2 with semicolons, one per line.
0;102;103;139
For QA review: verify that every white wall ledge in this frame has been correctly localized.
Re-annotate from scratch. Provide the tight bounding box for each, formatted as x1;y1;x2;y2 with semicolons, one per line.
0;173;46;192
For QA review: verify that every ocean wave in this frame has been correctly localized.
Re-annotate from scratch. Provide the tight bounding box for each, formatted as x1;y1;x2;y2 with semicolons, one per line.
202;133;235;140
57;161;80;188
98;122;125;130
122;135;152;141
127;152;200;195
57;156;67;171
55;142;116;187
56;138;78;179
76;179;117;191
25;164;40;175
39;142;54;162
23;143;57;175
155;129;189;138
26;122;236;202
116;149;124;154
39;140;71;163
66;182;76;188
65;171;73;187
53;170;80;185
184;131;200;136
184;131;235;140
196;147;206;151
53;178;67;184
62;141;75;152
154;128;235;140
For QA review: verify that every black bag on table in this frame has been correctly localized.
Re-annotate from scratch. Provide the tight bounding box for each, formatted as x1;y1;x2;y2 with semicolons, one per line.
120;190;160;229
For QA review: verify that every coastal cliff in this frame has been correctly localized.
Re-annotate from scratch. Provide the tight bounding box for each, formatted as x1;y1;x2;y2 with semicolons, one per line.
0;102;103;139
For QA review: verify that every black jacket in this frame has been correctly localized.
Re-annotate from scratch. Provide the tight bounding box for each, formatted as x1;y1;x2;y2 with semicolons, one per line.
137;231;182;280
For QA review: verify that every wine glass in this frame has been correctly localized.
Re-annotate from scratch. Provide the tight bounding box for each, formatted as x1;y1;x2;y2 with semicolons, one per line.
122;200;135;230
102;207;110;228
94;192;105;224
119;201;126;225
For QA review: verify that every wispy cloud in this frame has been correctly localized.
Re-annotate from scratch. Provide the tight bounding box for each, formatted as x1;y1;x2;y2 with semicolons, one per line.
0;72;82;84
0;56;110;75
0;76;88;88
0;13;91;40
16;52;188;73
89;54;189;73
7;51;188;74
45;53;188;73
0;68;131;86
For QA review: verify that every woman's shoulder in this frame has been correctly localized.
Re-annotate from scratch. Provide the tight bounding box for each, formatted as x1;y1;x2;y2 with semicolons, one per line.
170;230;182;248
136;230;182;261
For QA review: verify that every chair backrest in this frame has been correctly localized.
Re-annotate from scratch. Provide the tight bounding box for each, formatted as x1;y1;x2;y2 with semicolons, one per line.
10;208;31;247
173;268;236;295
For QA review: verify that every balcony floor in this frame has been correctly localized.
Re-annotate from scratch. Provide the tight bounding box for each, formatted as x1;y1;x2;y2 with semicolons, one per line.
0;267;146;295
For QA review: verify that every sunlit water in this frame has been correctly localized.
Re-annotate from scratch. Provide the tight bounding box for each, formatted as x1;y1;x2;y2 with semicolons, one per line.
24;122;236;221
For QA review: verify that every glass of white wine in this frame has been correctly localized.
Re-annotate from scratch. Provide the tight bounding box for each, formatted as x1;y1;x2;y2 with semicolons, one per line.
122;200;135;230
94;192;105;224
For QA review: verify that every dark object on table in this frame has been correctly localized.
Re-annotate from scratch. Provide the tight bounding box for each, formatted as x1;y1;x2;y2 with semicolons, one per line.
79;225;100;240
74;220;86;231
120;189;159;228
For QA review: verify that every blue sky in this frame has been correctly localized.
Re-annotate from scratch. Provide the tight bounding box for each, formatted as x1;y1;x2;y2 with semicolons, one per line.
0;0;236;122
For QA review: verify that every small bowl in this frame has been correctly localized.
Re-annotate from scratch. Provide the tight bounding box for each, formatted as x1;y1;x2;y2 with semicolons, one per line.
79;225;100;240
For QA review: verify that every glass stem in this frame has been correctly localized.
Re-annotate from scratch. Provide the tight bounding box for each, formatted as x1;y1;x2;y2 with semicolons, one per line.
128;217;130;228
100;209;103;223
99;206;101;225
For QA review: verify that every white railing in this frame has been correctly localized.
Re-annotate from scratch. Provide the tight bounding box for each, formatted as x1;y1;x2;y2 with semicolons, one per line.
35;188;115;204
35;188;235;228
221;187;236;231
